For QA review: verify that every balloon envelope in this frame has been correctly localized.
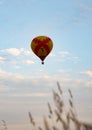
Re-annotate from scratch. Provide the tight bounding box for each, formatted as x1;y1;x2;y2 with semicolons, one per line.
31;36;53;64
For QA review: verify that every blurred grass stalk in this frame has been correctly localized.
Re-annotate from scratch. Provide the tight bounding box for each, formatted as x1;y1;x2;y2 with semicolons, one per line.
28;81;92;130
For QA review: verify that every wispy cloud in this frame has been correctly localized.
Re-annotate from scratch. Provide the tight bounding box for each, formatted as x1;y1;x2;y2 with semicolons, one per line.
77;2;92;24
0;56;5;63
0;48;80;66
0;68;92;99
0;48;35;67
23;60;35;65
80;3;92;12
80;70;92;78
58;51;70;57
57;69;72;77
71;56;80;63
69;2;92;25
58;51;80;63
79;3;92;20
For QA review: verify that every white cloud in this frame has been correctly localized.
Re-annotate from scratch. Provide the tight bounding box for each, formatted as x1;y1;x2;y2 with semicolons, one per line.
0;70;92;90
0;67;92;102
6;48;23;56
0;48;35;67
0;69;24;81
0;48;80;67
0;48;34;58
80;71;92;78
24;60;34;64
0;56;5;63
1;48;32;57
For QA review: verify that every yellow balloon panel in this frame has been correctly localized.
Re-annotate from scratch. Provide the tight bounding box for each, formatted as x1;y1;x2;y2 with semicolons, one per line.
37;47;48;57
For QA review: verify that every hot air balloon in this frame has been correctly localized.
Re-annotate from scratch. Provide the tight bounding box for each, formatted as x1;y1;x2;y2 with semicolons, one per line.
31;36;53;64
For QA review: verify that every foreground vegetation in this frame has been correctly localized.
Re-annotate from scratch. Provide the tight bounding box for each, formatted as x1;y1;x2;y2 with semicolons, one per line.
28;82;92;130
0;82;92;130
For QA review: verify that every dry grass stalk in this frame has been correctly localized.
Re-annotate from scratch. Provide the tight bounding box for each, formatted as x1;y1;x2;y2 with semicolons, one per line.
38;126;43;130
28;112;35;126
43;117;51;130
81;122;92;130
57;81;63;95
28;82;92;130
52;89;64;113
68;89;73;99
48;102;53;115
69;99;73;108
0;83;92;130
55;109;68;130
52;126;59;130
1;120;7;130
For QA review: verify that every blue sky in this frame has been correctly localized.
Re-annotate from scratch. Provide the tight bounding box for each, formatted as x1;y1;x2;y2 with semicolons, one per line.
0;0;92;129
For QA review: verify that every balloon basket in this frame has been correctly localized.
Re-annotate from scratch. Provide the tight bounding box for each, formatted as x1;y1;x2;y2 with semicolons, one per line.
42;61;44;64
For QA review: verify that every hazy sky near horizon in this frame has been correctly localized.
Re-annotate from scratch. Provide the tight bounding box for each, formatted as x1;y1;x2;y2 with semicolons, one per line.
0;0;92;129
